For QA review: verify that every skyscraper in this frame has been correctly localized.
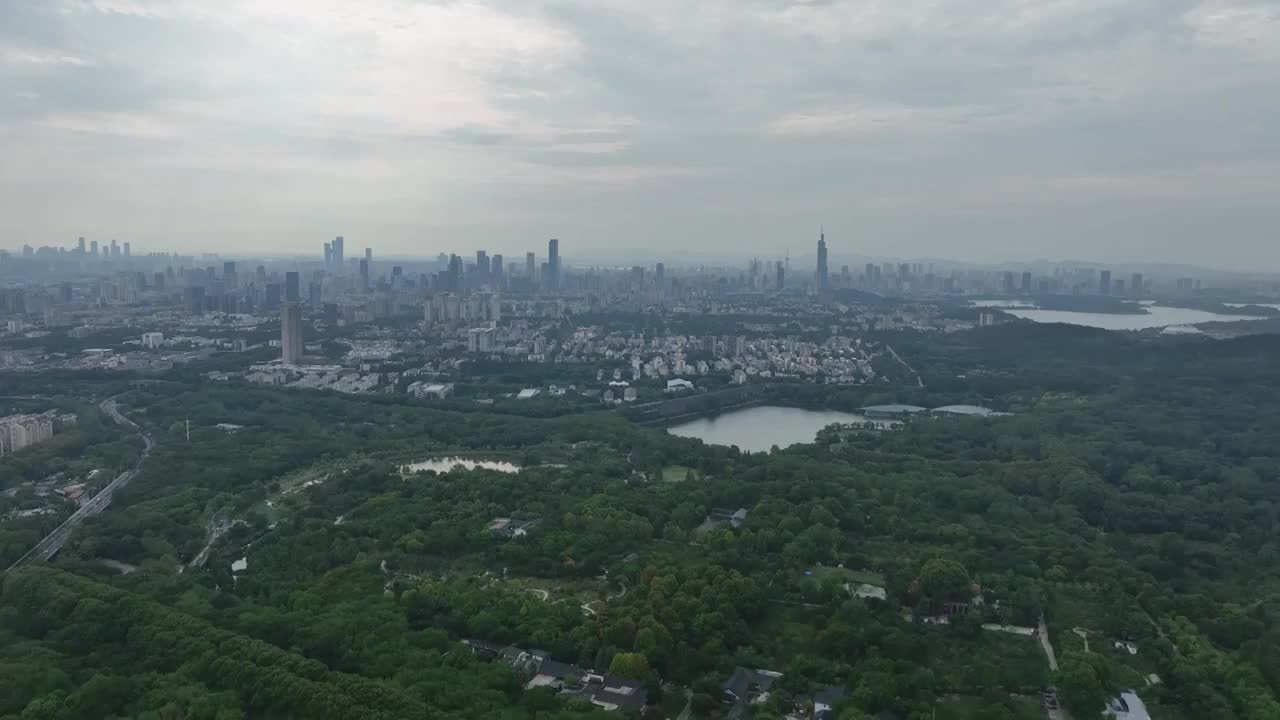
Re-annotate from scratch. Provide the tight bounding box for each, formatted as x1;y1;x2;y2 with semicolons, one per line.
447;254;463;292
526;252;536;279
332;236;345;270
77;237;86;254
358;259;369;292
1021;271;1032;294
547;238;560;292
281;302;304;365
1131;273;1144;297
90;240;98;257
323;242;331;266
776;261;785;290
224;261;237;289
816;229;828;291
1100;270;1112;296
285;271;300;302
123;242;131;258
186;286;206;315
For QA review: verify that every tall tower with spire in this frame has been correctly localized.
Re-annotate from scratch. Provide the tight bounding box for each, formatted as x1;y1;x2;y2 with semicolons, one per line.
816;227;829;292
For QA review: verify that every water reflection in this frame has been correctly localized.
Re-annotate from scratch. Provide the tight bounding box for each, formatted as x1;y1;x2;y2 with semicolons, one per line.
667;405;887;453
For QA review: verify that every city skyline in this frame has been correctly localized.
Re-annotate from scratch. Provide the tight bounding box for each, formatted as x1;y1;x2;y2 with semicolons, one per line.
6;233;1280;281
2;1;1278;269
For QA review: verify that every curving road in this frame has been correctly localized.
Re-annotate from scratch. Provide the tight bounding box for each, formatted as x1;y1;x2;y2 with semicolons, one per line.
5;396;154;571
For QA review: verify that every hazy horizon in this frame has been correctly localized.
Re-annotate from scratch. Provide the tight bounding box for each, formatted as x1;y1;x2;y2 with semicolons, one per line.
3;1;1278;269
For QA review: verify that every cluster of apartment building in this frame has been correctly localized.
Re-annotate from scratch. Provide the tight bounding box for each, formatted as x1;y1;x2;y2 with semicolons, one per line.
0;411;64;456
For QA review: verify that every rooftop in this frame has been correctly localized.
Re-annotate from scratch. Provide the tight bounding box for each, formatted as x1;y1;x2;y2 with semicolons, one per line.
862;404;927;414
931;404;995;416
1106;691;1151;720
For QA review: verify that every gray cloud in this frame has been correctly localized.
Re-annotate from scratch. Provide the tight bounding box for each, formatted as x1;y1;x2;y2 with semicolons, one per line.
1;0;1278;269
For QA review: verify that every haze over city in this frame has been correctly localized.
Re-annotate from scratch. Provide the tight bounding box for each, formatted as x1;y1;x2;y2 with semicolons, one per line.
3;0;1279;268
8;4;1280;719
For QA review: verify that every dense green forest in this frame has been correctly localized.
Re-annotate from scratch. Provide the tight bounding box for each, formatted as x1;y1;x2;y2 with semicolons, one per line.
2;324;1280;719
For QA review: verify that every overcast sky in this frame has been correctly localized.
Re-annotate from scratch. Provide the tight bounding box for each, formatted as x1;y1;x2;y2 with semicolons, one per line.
2;0;1278;268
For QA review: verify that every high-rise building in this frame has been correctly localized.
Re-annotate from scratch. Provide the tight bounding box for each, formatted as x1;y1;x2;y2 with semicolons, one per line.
77;237;86;254
776;261;785;290
359;259;370;292
526;252;536;279
332;236;345;270
655;262;665;284
816;229;828;291
547;238;560;292
90;240;98;257
265;283;281;309
285;271;300;302
1100;270;1112;296
1131;273;1144;297
323;242;331;266
1021;271;1032;294
447;254;463;292
281;302;304;365
123;242;131;258
185;286;206;315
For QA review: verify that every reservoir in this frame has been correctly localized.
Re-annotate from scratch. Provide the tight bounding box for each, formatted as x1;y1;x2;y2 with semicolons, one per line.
402;457;521;474
667;405;881;453
973;302;1263;330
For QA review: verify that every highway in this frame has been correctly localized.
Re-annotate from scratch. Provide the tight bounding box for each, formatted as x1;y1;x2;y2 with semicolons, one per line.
5;396;154;571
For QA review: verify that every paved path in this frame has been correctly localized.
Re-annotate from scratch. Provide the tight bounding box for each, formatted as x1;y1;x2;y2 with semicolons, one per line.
1038;615;1058;671
1071;627;1090;653
885;344;925;387
6;397;154;571
1037;615;1076;720
187;515;240;569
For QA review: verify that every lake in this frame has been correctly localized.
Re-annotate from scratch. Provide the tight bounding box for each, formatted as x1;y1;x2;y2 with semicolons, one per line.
974;301;1263;330
667;406;883;453
402;457;521;474
1001;305;1263;330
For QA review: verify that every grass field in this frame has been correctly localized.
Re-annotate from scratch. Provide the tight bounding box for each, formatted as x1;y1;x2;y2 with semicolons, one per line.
925;629;1050;694
661;464;701;482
